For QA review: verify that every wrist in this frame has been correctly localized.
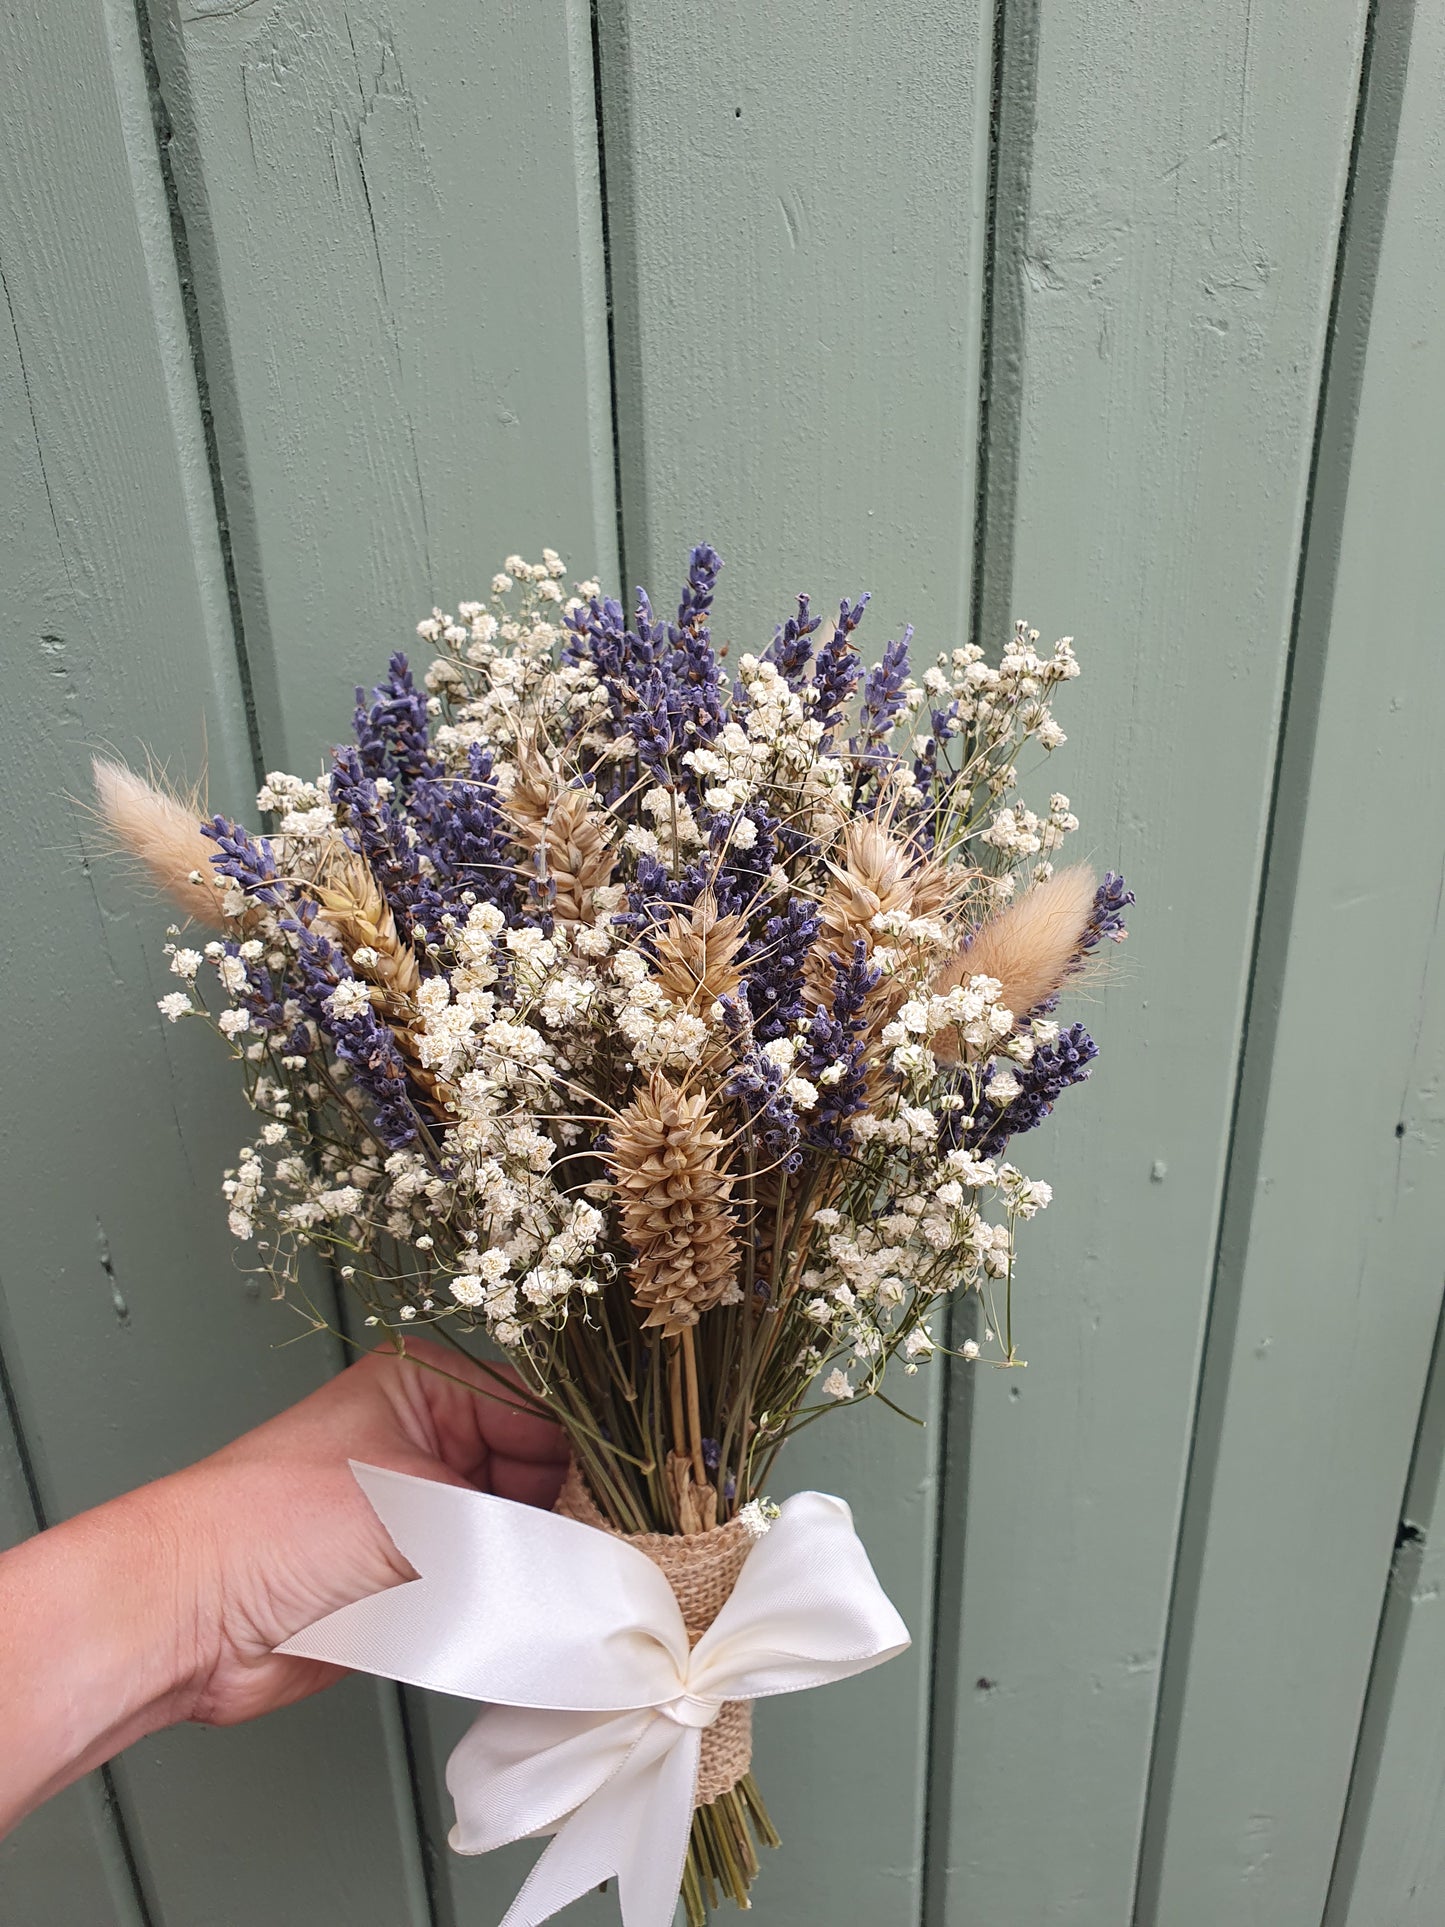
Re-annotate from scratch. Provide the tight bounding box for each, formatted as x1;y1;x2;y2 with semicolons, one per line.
0;1471;213;1833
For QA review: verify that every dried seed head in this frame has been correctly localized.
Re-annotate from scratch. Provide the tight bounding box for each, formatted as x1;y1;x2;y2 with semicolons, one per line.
507;743;614;924
650;891;747;1013
310;840;421;1001
805;818;950;999
608;1074;739;1335
306;837;462;1118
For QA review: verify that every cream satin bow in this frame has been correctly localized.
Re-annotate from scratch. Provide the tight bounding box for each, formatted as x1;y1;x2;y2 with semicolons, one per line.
278;1464;910;1927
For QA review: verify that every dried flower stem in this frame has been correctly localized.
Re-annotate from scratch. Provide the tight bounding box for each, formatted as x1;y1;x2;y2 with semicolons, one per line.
669;1340;688;1470
681;1325;706;1487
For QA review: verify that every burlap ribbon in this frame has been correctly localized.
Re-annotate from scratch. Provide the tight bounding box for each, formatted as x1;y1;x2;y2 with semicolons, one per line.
554;1463;754;1806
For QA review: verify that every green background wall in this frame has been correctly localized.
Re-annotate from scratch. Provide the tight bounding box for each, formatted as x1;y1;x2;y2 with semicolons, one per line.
2;0;1442;1921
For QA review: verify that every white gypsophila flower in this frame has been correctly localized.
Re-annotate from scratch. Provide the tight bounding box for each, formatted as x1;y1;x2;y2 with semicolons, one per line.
315;1185;364;1219
217;1007;251;1037
961;1338;981;1362
158;992;191;1022
222;1150;264;1241
1008;1175;1053;1218
739;1498;781;1538
904;1326;935;1361
326;979;373;1021
784;1075;819;1112
216;954;248;994
822;1367;855;1401
170;949;202;980
572;921;612;959
985;1065;1022;1105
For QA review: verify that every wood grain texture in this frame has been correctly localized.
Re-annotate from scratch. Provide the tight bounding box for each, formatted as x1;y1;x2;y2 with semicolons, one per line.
0;2;428;1920
593;4;993;1919
927;1;1371;1921
145;0;620;771
1138;3;1445;1917
0;1408;146;1927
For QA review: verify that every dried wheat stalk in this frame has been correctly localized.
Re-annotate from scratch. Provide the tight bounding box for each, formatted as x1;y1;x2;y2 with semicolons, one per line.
310;839;422;1001
304;837;464;1119
506;743;614;925
803;820;961;1102
805;819;913;1000
650;891;747;1013
608;1074;739;1335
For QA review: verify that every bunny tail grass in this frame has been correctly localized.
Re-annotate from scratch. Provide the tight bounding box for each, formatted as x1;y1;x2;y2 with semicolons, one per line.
90;757;228;930
935;863;1098;1041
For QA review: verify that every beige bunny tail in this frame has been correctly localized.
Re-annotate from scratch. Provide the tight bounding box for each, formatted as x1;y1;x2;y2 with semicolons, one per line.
91;757;230;930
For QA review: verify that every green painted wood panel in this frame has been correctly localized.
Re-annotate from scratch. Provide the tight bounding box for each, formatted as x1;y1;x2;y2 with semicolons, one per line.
141;3;620;1917
1326;1307;1445;1926
0;2;428;1920
144;0;620;770
8;1;1444;1923
1137;2;1445;1917
0;1403;146;1927
594;3;994;1920
599;0;995;662
927;1;1372;1920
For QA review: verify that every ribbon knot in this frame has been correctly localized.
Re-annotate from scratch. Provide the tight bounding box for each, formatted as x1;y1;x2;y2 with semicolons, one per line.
659;1688;723;1729
278;1464;910;1927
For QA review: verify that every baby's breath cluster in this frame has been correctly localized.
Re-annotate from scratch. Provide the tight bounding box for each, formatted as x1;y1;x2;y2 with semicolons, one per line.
129;544;1130;1536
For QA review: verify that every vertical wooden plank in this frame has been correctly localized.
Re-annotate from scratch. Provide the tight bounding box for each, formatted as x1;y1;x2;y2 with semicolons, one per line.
0;1375;147;1927
600;0;994;654
594;4;994;1920
927;1;1371;1920
0;2;430;1921
1326;1306;1445;1927
141;3;621;1916
1138;2;1445;1917
144;0;621;770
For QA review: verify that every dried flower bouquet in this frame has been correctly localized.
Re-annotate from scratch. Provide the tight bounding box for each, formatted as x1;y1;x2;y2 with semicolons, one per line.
98;544;1129;1922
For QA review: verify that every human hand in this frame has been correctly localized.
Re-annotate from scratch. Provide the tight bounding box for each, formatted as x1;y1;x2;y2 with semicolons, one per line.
0;1340;569;1834
170;1338;570;1728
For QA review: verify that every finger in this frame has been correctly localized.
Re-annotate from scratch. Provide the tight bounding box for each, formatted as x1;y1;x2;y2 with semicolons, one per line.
376;1340;568;1481
488;1453;569;1509
475;1379;573;1466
